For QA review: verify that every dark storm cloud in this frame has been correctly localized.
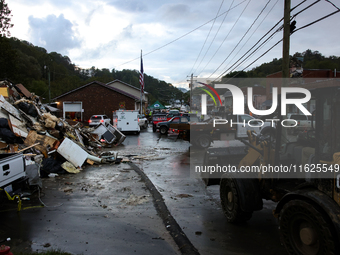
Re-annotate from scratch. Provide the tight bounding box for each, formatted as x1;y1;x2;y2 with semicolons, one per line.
28;14;82;53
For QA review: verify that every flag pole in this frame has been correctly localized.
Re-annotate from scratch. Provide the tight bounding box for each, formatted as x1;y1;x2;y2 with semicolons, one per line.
140;50;143;114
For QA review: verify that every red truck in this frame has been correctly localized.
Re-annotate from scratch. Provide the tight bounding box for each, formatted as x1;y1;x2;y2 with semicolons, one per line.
152;113;167;132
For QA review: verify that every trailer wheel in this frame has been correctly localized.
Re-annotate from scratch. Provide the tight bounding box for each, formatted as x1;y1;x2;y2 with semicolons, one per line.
196;135;211;149
220;178;252;223
280;199;337;255
160;126;168;135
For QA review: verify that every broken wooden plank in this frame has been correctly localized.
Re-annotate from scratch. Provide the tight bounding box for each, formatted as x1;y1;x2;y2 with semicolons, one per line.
17;142;40;153
0;95;22;120
9;115;28;138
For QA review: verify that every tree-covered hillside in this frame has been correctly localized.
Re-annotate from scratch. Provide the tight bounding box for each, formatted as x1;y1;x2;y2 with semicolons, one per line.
0;37;184;105
1;35;339;105
223;49;340;79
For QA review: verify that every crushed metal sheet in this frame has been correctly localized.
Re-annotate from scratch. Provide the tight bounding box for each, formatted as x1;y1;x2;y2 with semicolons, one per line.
0;79;128;181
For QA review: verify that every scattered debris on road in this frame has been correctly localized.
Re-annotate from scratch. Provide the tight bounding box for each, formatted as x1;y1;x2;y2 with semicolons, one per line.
0;79;126;203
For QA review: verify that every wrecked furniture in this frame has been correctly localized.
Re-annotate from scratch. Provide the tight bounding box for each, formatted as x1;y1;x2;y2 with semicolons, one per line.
90;123;126;146
0;153;26;189
0;79;126;190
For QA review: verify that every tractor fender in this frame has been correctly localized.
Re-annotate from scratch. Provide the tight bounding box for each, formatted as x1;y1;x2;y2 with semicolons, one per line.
228;177;263;212
275;188;340;240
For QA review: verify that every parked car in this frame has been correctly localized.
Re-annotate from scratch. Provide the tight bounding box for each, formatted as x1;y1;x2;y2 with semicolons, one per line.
156;116;194;135
138;114;148;129
166;110;181;121
173;114;274;149
89;115;111;126
152;113;167;132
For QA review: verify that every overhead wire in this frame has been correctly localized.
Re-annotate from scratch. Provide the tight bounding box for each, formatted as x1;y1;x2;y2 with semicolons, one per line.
220;3;340;82
195;0;235;76
290;0;321;19
292;9;340;33
207;0;272;79
188;0;225;76
324;0;340;11
216;22;281;80
215;0;325;80
116;0;248;68
199;0;252;79
217;0;279;78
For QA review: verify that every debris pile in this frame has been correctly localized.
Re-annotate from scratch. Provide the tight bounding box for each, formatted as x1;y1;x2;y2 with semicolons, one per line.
0;80;126;180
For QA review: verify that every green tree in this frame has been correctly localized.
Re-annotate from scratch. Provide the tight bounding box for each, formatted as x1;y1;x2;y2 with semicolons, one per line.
0;36;17;79
0;0;13;37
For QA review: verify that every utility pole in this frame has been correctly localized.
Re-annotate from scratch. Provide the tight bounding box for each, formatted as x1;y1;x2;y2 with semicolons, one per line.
187;74;197;113
48;68;51;105
276;0;291;165
282;0;291;79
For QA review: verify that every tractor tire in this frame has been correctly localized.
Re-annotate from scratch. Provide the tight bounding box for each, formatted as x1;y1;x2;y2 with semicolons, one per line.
220;178;252;223
160;126;168;135
260;126;276;137
279;199;338;255
196;135;211;149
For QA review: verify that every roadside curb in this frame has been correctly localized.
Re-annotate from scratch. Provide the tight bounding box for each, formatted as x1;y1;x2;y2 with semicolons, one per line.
128;162;200;255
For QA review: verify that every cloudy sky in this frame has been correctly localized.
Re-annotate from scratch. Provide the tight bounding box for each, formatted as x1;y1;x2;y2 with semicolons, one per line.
8;0;340;88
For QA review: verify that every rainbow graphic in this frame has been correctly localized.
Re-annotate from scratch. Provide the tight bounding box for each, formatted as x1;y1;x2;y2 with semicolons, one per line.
197;82;222;106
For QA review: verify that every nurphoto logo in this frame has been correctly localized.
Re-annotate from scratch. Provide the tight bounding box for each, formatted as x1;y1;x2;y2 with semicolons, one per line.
200;84;311;128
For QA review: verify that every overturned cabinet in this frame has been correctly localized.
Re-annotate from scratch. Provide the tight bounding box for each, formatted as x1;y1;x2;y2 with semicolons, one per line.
90;123;126;146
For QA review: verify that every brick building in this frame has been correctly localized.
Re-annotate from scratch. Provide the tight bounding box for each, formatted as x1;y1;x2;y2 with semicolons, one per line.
53;80;140;123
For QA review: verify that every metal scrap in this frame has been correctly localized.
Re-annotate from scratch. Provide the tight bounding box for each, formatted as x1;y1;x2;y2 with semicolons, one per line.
0;80;126;179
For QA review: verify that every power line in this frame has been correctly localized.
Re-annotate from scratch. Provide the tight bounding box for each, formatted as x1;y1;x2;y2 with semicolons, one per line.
200;0;251;79
116;0;248;68
292;9;340;34
290;0;321;19
208;0;272;79
214;0;323;80
218;5;340;81
325;0;340;11
290;0;308;12
217;0;279;77
222;38;283;82
188;0;225;76
194;0;235;76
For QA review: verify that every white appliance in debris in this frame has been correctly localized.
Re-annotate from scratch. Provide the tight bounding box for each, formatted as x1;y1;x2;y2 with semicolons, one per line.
113;110;140;134
0;153;26;189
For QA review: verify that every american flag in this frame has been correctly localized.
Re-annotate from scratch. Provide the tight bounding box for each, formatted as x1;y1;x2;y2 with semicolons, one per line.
139;55;144;94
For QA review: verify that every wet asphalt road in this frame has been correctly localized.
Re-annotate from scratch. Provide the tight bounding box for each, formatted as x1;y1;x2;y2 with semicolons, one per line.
0;154;180;254
0;125;288;255
114;126;288;255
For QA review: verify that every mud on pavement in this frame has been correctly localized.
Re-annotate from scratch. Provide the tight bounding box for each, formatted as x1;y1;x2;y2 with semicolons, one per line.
0;162;181;255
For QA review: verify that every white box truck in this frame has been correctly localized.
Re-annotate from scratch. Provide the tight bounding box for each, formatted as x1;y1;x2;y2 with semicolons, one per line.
113;110;140;134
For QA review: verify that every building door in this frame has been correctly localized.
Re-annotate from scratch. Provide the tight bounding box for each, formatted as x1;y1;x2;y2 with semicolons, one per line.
63;102;82;121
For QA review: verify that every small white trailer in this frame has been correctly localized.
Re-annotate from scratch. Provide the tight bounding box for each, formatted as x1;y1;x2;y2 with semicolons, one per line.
113;110;140;134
